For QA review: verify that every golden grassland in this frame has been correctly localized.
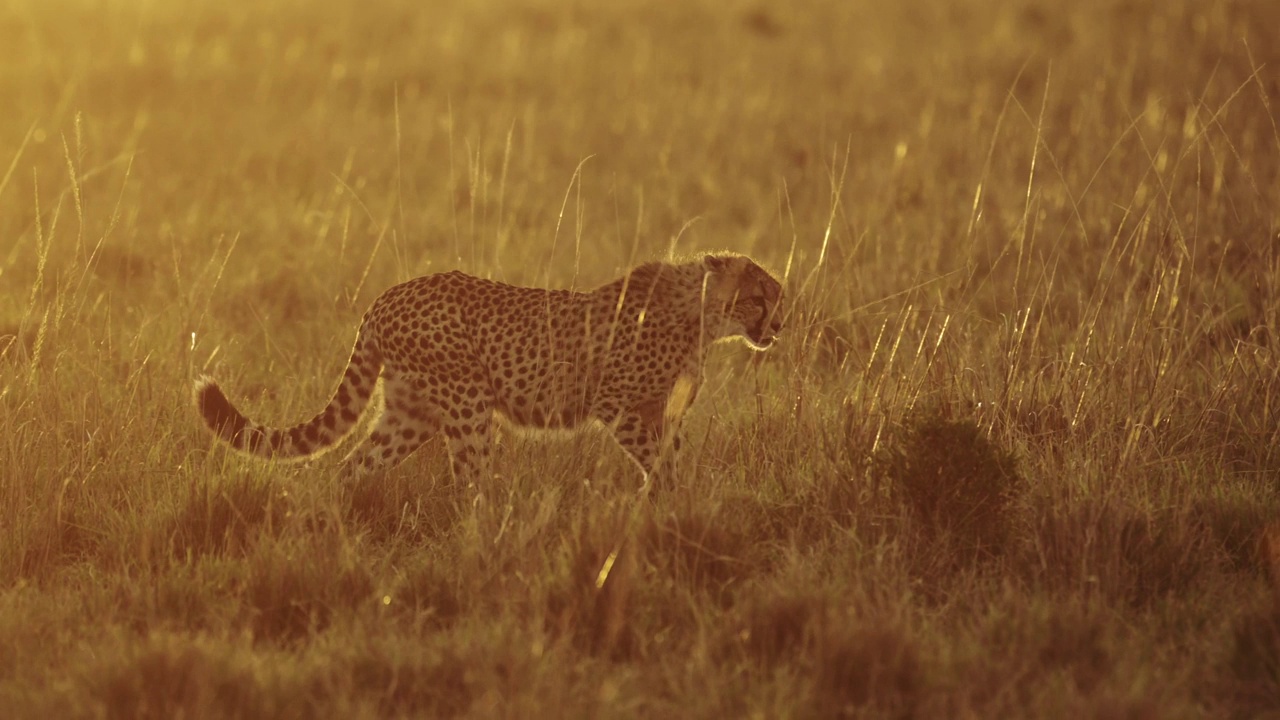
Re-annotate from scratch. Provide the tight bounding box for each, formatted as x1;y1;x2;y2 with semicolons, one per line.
2;0;1279;716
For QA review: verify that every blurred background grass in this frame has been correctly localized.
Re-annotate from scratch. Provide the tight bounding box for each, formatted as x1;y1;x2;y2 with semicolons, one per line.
1;0;1279;717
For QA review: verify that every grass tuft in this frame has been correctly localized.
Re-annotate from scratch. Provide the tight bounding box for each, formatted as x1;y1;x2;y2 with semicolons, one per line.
1025;500;1223;607
811;620;923;720
89;634;267;720
386;555;465;630
1227;601;1280;714
1;0;1277;714
166;475;289;561
342;466;460;545
737;586;825;665
243;536;376;645
18;496;102;580
644;503;759;603
541;502;641;659
343;644;474;718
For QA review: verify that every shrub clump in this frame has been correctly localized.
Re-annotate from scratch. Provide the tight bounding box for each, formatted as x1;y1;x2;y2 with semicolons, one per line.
878;412;1024;565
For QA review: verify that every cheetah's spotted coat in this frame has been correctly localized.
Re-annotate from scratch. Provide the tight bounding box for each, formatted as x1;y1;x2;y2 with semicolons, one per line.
195;254;784;486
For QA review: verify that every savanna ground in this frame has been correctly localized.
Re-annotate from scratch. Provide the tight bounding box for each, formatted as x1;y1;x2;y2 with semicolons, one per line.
1;0;1279;717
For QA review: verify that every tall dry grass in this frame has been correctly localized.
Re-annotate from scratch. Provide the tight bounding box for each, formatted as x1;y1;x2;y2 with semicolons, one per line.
1;0;1278;717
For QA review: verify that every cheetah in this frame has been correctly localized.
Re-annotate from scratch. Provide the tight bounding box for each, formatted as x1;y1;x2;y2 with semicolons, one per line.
194;253;784;487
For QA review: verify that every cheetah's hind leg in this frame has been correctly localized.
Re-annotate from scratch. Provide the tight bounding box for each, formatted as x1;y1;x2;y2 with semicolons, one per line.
339;373;440;479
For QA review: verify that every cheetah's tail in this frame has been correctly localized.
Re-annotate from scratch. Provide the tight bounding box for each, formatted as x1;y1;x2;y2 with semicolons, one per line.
194;334;383;461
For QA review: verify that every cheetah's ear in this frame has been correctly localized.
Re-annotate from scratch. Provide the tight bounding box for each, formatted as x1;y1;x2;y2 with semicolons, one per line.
702;254;731;273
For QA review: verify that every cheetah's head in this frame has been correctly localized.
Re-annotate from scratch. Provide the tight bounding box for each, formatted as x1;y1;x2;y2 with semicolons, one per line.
701;254;784;351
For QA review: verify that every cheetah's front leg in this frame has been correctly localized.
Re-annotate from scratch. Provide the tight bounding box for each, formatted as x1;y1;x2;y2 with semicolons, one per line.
611;398;682;490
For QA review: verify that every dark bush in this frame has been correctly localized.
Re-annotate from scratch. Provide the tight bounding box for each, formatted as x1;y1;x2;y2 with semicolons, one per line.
878;412;1023;565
